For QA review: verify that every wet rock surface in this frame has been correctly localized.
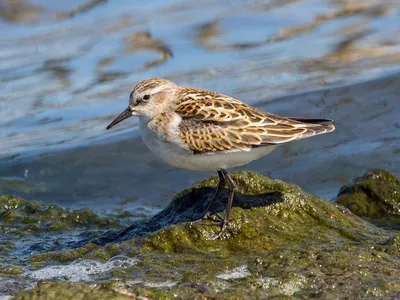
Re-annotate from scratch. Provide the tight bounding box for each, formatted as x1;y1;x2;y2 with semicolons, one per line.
0;196;123;233
336;169;400;229
2;170;399;299
0;195;132;295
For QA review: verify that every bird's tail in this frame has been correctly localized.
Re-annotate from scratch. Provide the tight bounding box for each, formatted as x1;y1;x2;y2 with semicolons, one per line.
289;117;335;138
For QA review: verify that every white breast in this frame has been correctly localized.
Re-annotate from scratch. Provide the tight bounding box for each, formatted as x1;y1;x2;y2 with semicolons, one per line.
139;118;278;171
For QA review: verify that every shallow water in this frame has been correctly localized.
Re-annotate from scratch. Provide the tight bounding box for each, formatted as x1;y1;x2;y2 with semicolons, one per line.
1;0;400;213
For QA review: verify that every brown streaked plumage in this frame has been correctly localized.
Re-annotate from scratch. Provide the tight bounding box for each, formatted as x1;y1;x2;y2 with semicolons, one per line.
175;91;334;154
106;78;335;239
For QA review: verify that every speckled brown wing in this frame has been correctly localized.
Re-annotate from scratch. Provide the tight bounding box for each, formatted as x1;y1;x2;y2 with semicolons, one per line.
175;88;335;154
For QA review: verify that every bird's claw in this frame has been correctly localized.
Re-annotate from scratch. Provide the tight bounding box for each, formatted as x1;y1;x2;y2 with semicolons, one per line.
207;220;227;240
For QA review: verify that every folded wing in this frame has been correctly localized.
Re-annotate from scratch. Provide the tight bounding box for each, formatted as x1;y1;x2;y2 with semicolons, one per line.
175;89;335;154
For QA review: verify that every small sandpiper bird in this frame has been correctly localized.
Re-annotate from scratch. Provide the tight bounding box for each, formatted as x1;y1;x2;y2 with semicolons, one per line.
106;78;335;236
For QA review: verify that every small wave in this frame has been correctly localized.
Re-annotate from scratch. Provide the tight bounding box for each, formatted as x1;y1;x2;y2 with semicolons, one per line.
26;255;139;282
215;264;251;280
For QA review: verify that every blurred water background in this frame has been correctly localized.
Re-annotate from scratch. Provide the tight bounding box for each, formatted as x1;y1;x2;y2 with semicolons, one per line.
0;0;399;214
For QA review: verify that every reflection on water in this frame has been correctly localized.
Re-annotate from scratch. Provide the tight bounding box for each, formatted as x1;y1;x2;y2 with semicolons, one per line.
0;0;399;210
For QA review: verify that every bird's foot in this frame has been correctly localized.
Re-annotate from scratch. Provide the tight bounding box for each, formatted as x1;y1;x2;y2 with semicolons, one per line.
183;211;223;225
184;212;230;240
207;220;227;240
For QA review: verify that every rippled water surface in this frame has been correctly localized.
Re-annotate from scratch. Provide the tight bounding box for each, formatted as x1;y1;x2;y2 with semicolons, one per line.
1;0;399;212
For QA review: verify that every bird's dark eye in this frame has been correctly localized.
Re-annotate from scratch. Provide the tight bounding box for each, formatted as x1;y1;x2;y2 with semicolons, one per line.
143;94;150;101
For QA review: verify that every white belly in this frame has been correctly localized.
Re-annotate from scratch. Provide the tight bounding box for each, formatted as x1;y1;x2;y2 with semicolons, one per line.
139;121;278;171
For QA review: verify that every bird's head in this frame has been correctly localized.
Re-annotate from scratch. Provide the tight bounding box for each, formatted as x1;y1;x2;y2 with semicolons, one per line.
106;78;178;129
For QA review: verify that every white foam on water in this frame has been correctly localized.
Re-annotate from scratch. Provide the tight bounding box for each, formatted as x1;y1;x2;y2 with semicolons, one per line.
126;280;177;288
26;255;139;282
143;281;177;288
215;265;251;280
257;275;307;296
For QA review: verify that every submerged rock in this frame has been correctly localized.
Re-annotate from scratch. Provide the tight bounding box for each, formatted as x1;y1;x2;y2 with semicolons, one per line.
6;170;400;298
0;195;122;233
336;169;400;229
0;195;131;295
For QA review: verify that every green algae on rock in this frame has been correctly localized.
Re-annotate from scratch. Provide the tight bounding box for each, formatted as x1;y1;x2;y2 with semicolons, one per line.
96;171;385;248
0;195;123;233
15;281;136;300
0;195;137;295
8;171;400;298
336;169;400;229
0;194;139;271
0;195;26;214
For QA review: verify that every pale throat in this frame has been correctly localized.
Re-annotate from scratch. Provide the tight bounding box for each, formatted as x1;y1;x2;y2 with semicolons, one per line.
144;112;181;142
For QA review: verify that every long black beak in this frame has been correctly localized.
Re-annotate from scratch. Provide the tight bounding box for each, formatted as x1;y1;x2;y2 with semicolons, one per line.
106;107;133;130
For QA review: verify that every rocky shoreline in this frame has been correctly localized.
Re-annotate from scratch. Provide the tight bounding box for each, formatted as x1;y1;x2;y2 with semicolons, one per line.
1;169;399;299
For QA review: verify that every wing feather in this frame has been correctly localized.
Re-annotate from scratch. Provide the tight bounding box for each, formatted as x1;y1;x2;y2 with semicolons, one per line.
176;88;335;154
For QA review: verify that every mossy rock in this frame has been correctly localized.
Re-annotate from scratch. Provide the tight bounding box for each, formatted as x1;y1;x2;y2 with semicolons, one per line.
15;281;135;300
0;195;27;214
93;171;385;249
336;169;400;228
10;171;400;298
0;195;123;233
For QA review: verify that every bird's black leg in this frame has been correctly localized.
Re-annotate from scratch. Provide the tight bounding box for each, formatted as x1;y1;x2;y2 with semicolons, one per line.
221;168;236;225
200;170;226;221
210;168;236;240
186;170;226;224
